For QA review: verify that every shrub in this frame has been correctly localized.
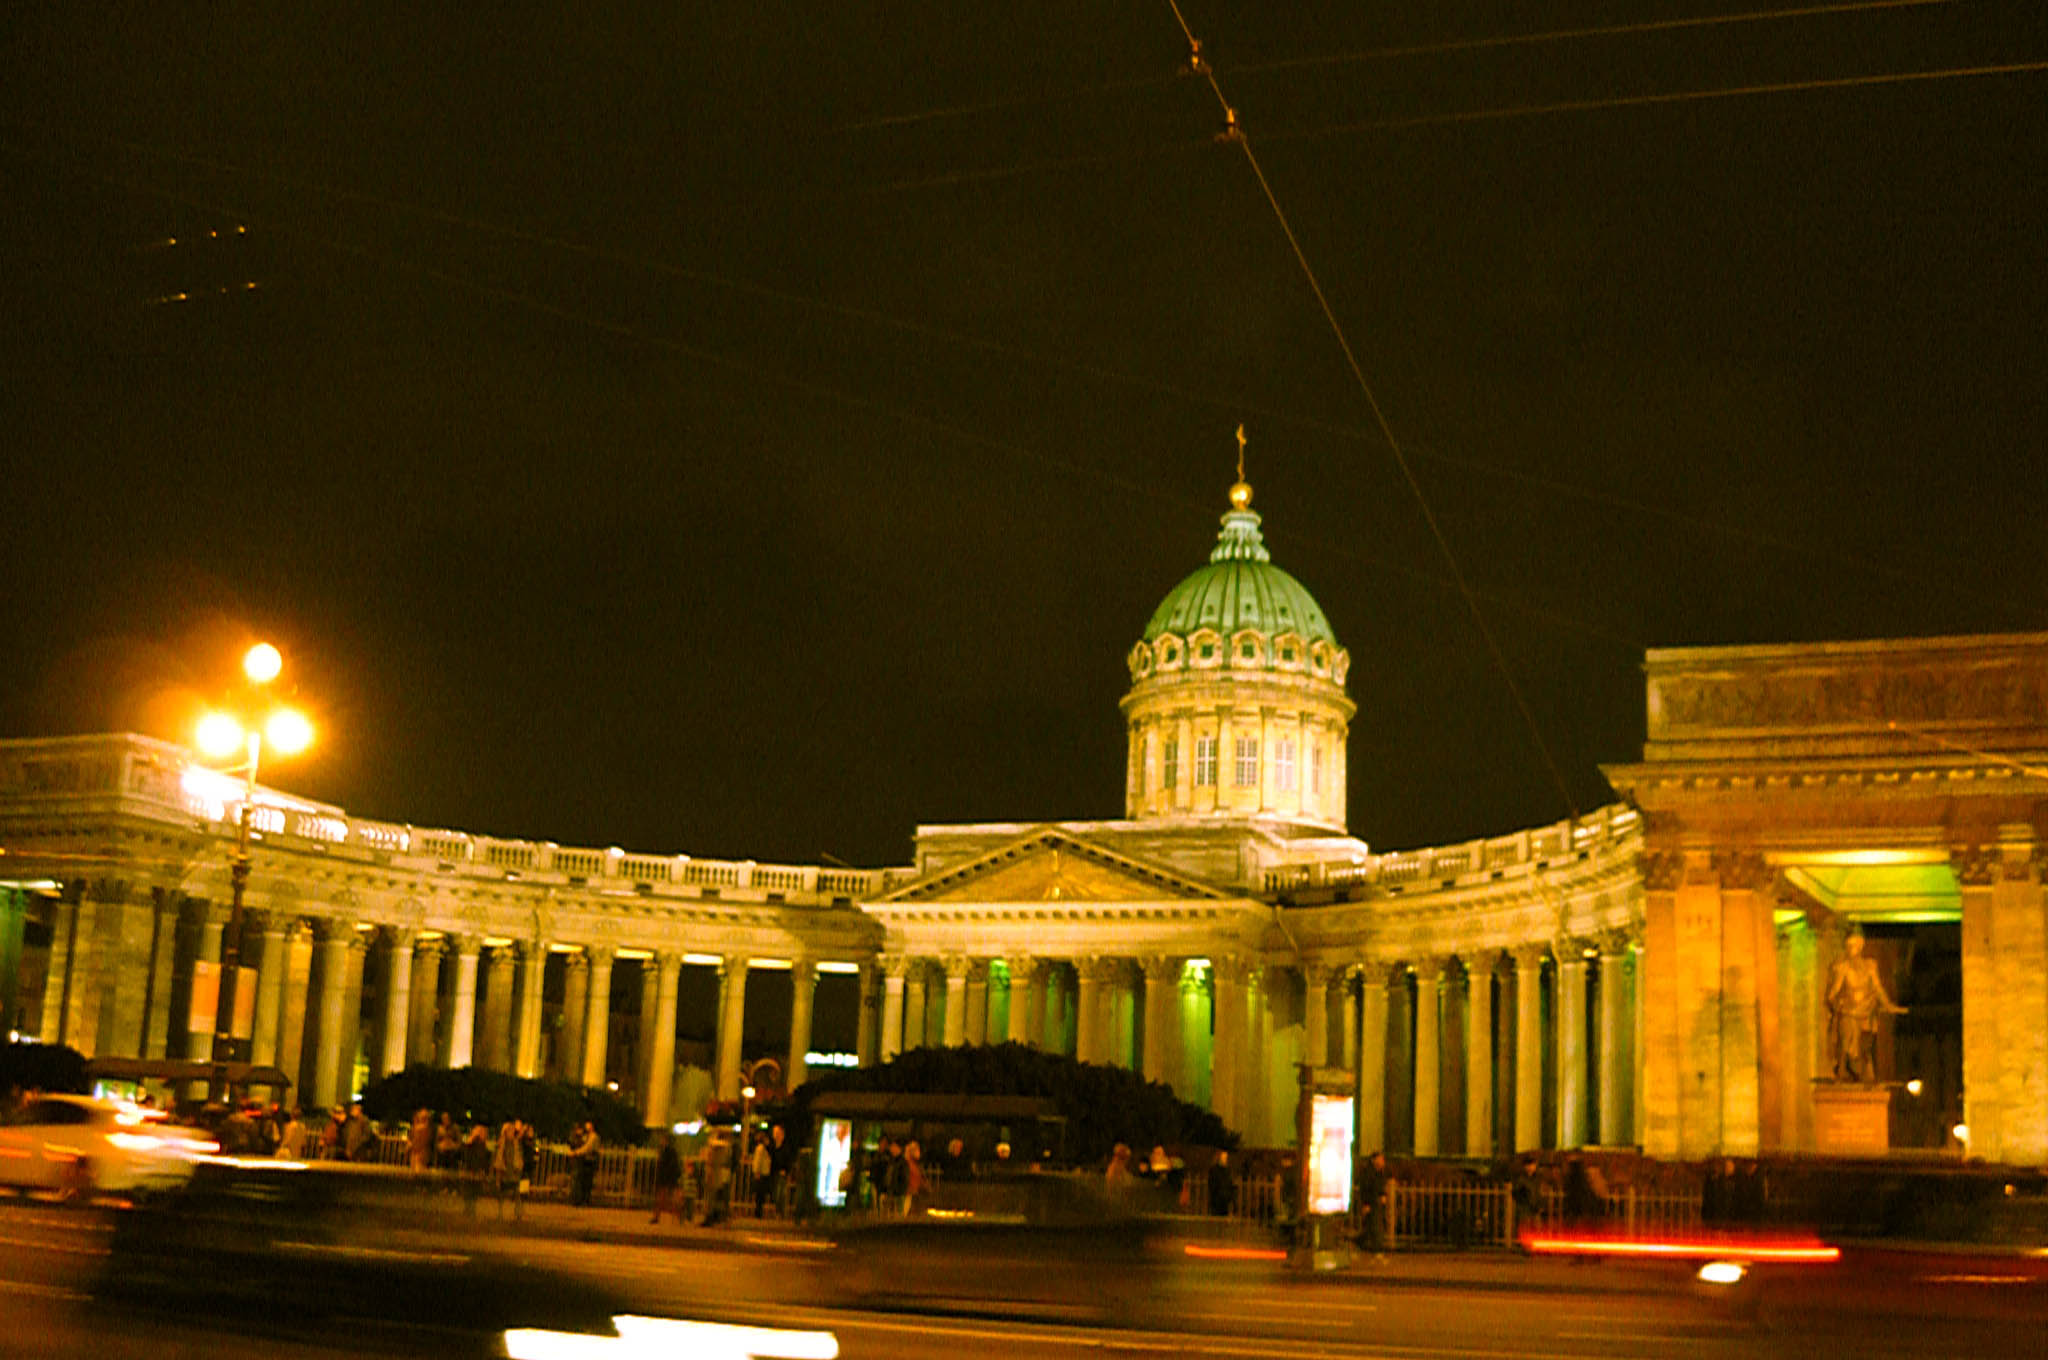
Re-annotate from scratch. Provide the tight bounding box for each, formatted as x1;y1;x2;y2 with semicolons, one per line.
359;1066;645;1145
0;1041;89;1099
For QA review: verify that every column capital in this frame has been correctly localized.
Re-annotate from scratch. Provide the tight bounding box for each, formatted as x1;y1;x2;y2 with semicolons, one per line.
937;953;970;979
1460;948;1506;978
381;924;417;950
583;943;617;966
308;915;352;945
1409;955;1449;982
446;932;484;957
1298;959;1333;986
1354;959;1401;990
791;955;818;982
1594;927;1638;959
1138;954;1179;981
651;949;685;976
1003;953;1038;980
1512;942;1551;971
561;947;588;974
240;908;273;935
1711;848;1770;891
880;953;910;980
717;952;747;981
1637;849;1684;892
1950;844;1998;886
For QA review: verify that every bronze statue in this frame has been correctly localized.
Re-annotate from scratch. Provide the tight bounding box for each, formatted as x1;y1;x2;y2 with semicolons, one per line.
1826;929;1904;1082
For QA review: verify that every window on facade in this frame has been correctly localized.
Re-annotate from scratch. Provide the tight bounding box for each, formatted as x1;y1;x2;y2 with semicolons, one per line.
1235;737;1258;787
1163;738;1179;790
1199;643;1215;660
1240;641;1256;660
1195;735;1217;786
1276;738;1296;792
1311;743;1323;794
1282;646;1296;662
1141;734;1153;795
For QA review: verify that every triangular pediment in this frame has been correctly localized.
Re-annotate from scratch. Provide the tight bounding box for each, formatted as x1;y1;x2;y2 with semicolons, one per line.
883;828;1227;904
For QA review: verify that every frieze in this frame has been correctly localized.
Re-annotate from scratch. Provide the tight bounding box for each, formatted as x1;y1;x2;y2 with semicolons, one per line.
1950;846;1998;887
1637;851;1684;892
1650;656;2048;739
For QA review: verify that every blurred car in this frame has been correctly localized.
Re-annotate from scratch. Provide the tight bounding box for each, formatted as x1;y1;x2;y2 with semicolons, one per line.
0;1094;216;1197
94;1157;627;1357
807;1170;1184;1324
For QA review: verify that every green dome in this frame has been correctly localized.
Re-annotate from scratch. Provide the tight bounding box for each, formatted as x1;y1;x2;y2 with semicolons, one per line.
1142;506;1338;645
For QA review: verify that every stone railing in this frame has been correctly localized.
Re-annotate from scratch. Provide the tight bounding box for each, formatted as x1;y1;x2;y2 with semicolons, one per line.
0;732;914;902
1265;804;1642;896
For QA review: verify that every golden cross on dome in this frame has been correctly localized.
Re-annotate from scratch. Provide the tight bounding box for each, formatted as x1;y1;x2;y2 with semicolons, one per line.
1230;424;1253;510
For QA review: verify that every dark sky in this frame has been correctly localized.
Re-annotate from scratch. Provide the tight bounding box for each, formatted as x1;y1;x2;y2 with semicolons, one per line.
3;3;2044;868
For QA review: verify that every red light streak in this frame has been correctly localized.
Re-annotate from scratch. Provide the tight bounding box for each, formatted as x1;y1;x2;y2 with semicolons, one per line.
1523;1234;1839;1263
1184;1243;1289;1262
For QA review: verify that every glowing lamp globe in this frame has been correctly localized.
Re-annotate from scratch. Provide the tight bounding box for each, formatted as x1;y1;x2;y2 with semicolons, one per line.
243;642;283;685
265;709;314;756
196;712;246;760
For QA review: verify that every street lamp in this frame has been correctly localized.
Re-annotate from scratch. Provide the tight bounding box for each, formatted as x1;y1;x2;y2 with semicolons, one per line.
194;642;314;1101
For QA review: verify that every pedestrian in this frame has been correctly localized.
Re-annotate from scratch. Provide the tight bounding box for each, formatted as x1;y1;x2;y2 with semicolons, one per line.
1105;1142;1133;1190
343;1104;376;1163
257;1104;283;1155
460;1122;493;1217
1207;1149;1236;1218
1562;1156;1607;1229
570;1120;601;1207
1509;1155;1544;1235
277;1107;307;1160
435;1112;462;1173
882;1140;908;1215
651;1135;683;1225
318;1108;343;1160
768;1123;794;1206
493;1119;525;1218
750;1134;774;1217
1355;1150;1389;1251
407;1109;434;1172
902;1139;925;1214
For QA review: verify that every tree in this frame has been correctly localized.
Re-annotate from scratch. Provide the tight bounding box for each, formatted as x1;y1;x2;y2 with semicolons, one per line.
359;1067;644;1144
0;1041;89;1100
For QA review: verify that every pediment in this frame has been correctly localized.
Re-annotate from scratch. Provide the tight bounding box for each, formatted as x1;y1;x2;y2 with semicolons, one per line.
884;828;1227;904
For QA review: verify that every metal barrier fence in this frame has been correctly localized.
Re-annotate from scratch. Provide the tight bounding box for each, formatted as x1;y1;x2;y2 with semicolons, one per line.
1386;1180;1515;1249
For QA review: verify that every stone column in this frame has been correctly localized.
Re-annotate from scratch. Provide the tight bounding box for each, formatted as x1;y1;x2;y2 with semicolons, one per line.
1178;960;1212;1107
787;957;818;1091
142;890;182;1060
644;952;682;1127
1074;958;1103;1064
442;935;482;1070
1514;945;1546;1152
1555;941;1589;1148
514;942;547;1079
558;951;589;1082
942;957;969;1047
338;930;369;1102
580;946;615;1088
184;903;227;1063
1302;963;1331;1069
1357;964;1390;1155
1211;957;1245;1129
1597;932;1633;1147
879;958;907;1062
481;945;515;1072
903;965;928;1054
1141;956;1178;1085
635;960;661;1097
1775;919;1817;1151
378;927;416;1078
276;922;311;1094
1464;954;1495;1160
1340;973;1359;1071
715;954;748;1099
964;960;989;1045
1413;958;1443;1157
37;884;84;1047
309;920;353;1110
408;937;444;1068
1244;965;1270;1144
250;914;291;1069
1955;842;2048;1165
856;961;879;1067
1006;955;1037;1045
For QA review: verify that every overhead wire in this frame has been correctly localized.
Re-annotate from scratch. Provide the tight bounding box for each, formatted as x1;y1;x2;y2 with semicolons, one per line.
9;119;2029;623
6;136;1634;643
1165;0;1584;820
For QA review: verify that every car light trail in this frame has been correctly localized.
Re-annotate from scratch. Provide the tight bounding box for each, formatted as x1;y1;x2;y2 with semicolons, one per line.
504;1315;839;1360
1183;1243;1289;1261
1523;1235;1839;1263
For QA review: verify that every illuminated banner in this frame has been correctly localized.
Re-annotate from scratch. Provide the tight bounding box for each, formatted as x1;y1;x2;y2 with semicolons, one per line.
815;1118;853;1208
188;960;221;1035
1307;1092;1354;1215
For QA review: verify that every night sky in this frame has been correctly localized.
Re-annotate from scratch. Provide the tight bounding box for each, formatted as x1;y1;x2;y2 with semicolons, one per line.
3;3;2043;869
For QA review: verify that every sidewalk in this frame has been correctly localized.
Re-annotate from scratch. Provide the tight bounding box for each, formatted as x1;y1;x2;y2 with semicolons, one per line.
478;1198;818;1253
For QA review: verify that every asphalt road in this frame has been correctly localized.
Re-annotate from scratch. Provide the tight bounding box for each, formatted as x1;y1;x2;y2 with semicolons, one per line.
4;1197;2044;1360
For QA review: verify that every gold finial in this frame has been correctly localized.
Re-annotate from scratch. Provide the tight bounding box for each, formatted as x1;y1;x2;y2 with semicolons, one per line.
1229;423;1253;509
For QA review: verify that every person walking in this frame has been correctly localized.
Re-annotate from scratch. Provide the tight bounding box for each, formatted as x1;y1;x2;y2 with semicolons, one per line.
570;1120;601;1207
460;1122;493;1217
1207;1149;1237;1218
407;1109;434;1172
749;1134;774;1218
902;1140;925;1216
1354;1150;1389;1251
343;1104;376;1164
277;1107;307;1160
434;1112;462;1173
651;1135;683;1225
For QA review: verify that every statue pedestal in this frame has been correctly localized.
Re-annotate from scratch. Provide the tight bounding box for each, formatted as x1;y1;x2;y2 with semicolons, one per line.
1813;1082;1892;1156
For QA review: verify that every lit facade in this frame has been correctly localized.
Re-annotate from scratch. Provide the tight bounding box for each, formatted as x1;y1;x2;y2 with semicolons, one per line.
3;487;2045;1164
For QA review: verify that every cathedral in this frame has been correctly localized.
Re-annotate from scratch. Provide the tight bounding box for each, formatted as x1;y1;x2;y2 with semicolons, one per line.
4;476;2045;1164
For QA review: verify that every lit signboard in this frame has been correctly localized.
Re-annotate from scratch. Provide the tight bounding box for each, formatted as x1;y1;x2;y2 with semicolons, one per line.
1307;1092;1353;1215
815;1117;853;1208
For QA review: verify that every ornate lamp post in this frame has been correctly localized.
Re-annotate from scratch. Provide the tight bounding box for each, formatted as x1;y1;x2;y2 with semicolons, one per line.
194;642;314;1101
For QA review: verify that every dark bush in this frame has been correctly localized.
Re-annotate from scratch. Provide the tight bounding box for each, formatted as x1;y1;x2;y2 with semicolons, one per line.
789;1042;1236;1164
359;1066;645;1144
0;1041;89;1098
